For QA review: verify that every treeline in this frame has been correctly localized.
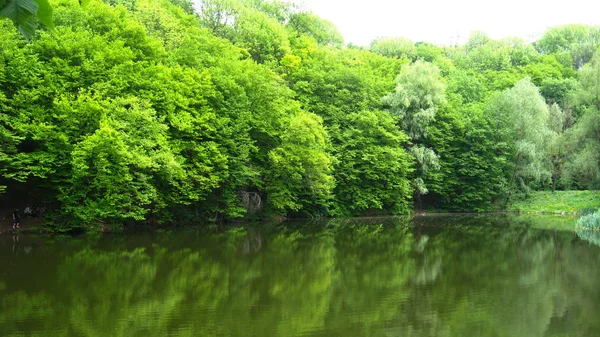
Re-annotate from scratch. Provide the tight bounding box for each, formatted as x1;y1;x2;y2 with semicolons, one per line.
0;0;599;230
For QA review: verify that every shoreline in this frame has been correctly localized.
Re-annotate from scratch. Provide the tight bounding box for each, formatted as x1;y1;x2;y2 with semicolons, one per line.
0;211;582;236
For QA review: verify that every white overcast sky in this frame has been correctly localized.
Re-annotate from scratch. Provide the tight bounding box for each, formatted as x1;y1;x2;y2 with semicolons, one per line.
296;0;600;46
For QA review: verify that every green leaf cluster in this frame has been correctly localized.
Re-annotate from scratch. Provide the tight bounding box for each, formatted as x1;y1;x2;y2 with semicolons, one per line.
2;0;600;229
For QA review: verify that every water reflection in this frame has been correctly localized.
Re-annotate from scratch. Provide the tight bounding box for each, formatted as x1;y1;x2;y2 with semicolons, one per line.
0;215;599;336
577;227;600;247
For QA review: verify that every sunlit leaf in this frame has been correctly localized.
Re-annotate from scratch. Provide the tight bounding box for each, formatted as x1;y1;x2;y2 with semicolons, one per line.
33;0;52;28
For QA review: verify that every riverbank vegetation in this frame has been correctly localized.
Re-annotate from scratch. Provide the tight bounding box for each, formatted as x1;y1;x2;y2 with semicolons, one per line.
1;0;600;231
509;191;600;214
576;211;600;245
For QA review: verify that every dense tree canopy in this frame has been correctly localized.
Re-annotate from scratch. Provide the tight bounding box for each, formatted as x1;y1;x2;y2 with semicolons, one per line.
0;0;599;231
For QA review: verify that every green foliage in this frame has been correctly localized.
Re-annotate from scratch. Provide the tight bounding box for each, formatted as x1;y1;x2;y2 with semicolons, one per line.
535;24;600;68
383;60;446;140
60;98;185;228
509;190;600;213
0;0;599;228
230;7;290;64
576;211;600;246
331;110;414;216
0;0;54;39
540;77;579;106
281;38;413;215
523;55;569;86
423;102;512;211
383;60;446;202
196;0;294;64
487;78;553;195
414;42;444;62
563;53;600;189
286;11;343;47
265;112;334;215
446;69;486;104
370;36;416;60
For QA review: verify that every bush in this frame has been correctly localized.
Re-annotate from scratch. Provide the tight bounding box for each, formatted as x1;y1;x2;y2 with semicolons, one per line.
576;211;600;246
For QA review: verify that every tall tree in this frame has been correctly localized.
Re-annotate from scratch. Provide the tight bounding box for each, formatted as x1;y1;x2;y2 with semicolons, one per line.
383;60;446;205
264;111;335;215
487;78;553;196
563;54;600;188
331;110;414;216
547;103;572;192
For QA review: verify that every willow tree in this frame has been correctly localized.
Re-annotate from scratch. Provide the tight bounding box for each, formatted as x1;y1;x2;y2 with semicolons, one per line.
383;60;446;205
488;78;552;196
563;54;600;188
547;103;572;192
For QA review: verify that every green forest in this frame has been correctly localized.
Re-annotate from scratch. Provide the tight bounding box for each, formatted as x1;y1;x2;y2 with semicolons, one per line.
1;0;599;231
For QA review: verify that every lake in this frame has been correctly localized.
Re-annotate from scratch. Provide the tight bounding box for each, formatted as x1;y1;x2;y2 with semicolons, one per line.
1;214;599;336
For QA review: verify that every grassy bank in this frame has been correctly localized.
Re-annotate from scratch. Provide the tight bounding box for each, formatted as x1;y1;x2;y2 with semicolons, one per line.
509;190;600;214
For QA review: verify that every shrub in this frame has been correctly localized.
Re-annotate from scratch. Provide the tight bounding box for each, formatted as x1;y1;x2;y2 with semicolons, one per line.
576;211;600;246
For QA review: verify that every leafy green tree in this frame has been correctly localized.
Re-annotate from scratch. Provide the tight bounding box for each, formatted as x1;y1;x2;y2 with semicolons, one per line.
547;103;573;192
540;77;579;106
414;41;444;62
464;31;491;51
196;0;291;64
264;111;334;215
2;0;600;224
59;98;184;229
422;101;512;211
331;110;414;215
383;60;446;204
487;78;553;196
230;7;291;64
563;54;600;188
523;55;570;86
286;11;343;47
370;36;416;60
195;0;239;37
241;0;294;23
535;24;600;68
283;39;412;215
383;60;446;140
446;68;486;104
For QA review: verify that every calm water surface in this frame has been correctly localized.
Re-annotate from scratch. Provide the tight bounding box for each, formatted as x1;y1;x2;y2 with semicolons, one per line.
1;214;599;337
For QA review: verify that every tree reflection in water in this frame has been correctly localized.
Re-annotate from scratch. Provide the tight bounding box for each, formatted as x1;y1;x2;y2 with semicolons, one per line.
0;214;599;337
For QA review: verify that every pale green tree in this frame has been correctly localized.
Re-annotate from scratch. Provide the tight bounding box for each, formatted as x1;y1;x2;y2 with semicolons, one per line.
563;54;600;188
488;78;553;195
382;60;446;203
383;60;446;140
370;36;416;60
547;103;572;192
535;24;600;68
